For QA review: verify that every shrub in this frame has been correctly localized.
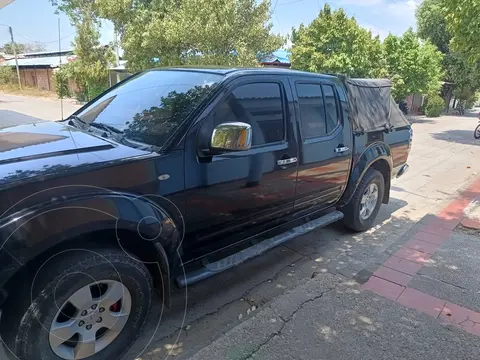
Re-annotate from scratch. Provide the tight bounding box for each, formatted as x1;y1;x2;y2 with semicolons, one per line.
86;83;108;100
0;66;16;85
424;94;444;117
53;68;71;98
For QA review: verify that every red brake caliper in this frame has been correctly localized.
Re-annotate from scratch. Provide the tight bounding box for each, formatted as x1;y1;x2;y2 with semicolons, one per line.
110;301;120;312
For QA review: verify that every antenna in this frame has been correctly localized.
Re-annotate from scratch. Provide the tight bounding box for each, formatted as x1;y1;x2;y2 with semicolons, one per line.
58;17;64;120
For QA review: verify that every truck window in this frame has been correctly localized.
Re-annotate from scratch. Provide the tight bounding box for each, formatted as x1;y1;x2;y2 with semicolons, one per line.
76;70;223;147
322;84;340;133
296;83;327;138
213;83;285;146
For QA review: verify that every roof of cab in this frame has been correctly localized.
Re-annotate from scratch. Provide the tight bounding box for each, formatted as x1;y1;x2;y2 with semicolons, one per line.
149;67;337;80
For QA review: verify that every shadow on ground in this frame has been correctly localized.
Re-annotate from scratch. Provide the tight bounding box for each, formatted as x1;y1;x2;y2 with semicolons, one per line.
431;129;480;146
125;197;414;360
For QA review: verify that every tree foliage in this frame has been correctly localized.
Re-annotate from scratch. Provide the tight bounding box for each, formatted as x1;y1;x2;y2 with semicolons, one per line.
416;0;480;102
424;94;444;117
0;42;46;54
290;4;385;78
383;29;443;101
443;0;480;64
416;0;450;54
51;0;113;101
92;0;283;71
0;66;15;85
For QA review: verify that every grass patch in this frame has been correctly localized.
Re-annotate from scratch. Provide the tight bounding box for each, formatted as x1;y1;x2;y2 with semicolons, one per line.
0;84;58;98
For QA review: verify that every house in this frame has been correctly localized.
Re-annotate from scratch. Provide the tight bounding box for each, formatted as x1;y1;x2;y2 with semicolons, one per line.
108;60;129;87
259;50;291;68
1;49;74;91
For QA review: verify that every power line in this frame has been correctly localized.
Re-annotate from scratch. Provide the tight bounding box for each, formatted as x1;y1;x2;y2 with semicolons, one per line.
11;30;76;44
277;0;307;6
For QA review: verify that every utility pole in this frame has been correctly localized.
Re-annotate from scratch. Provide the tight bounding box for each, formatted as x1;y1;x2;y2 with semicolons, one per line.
58;17;63;120
114;29;120;84
8;26;21;90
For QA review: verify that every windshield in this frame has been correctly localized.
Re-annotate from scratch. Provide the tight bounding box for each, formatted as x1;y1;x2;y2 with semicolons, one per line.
75;70;223;147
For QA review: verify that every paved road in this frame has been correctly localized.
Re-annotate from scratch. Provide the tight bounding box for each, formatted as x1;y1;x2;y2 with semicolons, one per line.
0;92;80;128
1;94;480;360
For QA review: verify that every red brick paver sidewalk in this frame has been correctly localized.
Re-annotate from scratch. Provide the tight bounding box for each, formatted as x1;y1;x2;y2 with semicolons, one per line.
362;175;480;336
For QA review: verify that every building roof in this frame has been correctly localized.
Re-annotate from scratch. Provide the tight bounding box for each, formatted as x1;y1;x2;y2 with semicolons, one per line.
1;55;70;68
18;49;74;58
260;50;291;64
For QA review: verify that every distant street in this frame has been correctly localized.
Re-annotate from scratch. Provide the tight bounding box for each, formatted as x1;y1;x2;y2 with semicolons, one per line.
0;92;81;128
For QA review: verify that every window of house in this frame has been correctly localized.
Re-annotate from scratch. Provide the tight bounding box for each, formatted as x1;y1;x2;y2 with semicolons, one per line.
213;82;285;146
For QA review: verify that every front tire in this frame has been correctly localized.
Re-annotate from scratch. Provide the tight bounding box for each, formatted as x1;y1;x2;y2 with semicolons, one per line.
1;248;153;360
342;168;385;232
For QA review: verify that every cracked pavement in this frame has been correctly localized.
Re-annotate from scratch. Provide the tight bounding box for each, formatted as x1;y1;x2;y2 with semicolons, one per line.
2;95;480;360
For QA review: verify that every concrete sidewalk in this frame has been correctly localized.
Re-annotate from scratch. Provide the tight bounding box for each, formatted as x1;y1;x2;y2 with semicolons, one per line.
186;176;480;360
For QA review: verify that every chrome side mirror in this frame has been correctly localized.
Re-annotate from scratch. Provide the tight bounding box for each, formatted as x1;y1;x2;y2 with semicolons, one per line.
210;122;252;152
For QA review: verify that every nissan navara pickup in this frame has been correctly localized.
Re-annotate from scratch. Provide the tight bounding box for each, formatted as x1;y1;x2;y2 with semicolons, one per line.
0;68;411;360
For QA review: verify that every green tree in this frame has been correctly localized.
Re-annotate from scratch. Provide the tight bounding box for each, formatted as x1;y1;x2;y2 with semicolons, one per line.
416;0;480;104
51;0;113;101
0;42;46;54
416;0;450;54
290;4;385;77
0;66;15;84
383;29;443;101
91;0;282;71
443;0;480;64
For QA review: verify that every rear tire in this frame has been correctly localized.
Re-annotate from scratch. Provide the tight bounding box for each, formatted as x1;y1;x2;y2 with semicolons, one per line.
1;248;153;360
474;124;480;139
342;168;385;232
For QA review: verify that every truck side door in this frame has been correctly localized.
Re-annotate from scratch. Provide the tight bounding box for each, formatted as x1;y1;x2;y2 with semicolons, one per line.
292;78;353;213
183;75;298;259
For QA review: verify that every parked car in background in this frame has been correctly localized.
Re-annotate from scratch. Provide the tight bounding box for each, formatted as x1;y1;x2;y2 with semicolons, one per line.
0;68;411;360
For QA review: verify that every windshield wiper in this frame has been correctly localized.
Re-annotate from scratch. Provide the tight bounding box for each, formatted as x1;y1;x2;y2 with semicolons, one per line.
89;122;124;134
67;115;123;135
66;114;156;151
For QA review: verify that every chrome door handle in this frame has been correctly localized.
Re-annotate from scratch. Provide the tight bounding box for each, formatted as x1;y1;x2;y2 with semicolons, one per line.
334;146;349;153
277;157;298;166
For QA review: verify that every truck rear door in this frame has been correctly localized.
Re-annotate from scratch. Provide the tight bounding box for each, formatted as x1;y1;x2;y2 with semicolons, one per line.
291;77;353;213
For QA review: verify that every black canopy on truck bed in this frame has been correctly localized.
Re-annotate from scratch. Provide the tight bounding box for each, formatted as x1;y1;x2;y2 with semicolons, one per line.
343;78;410;133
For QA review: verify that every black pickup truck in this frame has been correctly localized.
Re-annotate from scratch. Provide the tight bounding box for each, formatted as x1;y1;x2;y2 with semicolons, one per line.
0;68;411;360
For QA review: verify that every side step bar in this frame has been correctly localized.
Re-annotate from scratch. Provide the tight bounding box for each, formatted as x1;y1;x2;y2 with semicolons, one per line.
176;210;344;288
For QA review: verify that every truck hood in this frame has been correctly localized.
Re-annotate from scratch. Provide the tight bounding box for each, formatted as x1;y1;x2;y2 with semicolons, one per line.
0;121;114;165
0;121;150;188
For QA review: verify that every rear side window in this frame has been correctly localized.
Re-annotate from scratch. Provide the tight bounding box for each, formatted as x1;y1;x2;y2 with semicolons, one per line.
213;82;284;146
322;84;340;133
296;83;327;138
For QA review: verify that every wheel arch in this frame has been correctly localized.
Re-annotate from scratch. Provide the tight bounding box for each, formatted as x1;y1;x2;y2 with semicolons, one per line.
2;226;173;308
0;193;183;308
338;142;393;207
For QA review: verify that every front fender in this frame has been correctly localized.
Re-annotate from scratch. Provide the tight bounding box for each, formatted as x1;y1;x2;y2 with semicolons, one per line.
338;142;393;207
0;191;181;293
